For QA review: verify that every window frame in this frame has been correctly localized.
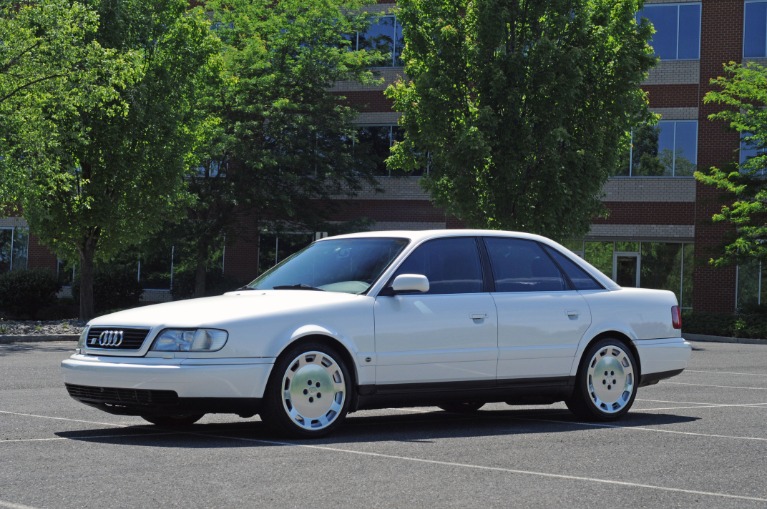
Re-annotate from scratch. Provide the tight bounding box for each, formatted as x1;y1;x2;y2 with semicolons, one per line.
637;2;702;61
351;14;404;67
0;226;29;273
744;0;767;58
657;120;698;176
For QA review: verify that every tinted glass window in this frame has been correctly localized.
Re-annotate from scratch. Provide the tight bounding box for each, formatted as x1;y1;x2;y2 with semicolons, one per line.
393;237;483;294
677;4;701;59
357;15;404;66
638;4;701;60
658;120;698;176
250;238;408;294
543;246;603;291
484;238;567;292
745;2;767;58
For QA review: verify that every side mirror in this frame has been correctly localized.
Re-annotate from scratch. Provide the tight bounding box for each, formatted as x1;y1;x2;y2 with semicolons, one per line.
390;274;430;294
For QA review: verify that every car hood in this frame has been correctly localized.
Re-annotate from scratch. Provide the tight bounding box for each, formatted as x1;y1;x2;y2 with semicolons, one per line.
87;290;368;328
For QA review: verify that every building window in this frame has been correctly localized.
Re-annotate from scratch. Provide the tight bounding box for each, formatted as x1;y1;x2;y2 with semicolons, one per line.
349;15;404;67
258;232;316;275
657;120;698;176
638;3;701;60
740;133;767;176
736;259;767;310
745;1;767;58
571;240;694;309
356;125;401;176
0;227;29;273
616;120;697;177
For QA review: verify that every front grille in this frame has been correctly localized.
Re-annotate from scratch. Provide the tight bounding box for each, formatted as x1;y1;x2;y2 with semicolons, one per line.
65;383;178;406
86;327;150;350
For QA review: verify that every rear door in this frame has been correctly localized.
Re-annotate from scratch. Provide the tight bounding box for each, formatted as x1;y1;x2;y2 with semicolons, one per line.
374;237;498;385
484;237;592;380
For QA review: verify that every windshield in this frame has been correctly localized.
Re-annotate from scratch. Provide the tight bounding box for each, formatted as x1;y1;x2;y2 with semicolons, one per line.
248;237;409;294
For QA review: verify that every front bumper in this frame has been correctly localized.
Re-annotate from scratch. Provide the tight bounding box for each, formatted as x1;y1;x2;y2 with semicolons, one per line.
61;354;275;416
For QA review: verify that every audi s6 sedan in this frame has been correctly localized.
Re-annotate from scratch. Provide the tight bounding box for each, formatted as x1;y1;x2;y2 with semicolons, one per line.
62;230;691;437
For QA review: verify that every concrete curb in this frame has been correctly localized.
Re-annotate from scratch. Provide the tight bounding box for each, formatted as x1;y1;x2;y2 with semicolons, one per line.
0;334;79;344
684;333;767;345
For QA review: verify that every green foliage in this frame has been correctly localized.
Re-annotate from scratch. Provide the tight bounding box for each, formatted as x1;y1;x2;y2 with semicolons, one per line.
695;62;767;266
0;270;61;319
386;0;656;238
683;311;767;340
164;0;382;296
71;267;144;313
0;0;221;318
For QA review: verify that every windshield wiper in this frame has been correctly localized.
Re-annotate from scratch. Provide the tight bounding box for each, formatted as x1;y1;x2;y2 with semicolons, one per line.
272;284;325;291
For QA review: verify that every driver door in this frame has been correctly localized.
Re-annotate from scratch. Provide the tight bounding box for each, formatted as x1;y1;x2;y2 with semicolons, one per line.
373;237;498;385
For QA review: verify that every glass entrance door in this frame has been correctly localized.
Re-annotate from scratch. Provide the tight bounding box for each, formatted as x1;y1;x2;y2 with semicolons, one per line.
614;252;640;287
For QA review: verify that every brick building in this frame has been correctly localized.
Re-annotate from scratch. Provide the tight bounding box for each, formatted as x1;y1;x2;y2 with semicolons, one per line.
3;0;766;312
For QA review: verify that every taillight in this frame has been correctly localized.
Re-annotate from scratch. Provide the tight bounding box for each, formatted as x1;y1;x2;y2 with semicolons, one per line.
671;305;682;329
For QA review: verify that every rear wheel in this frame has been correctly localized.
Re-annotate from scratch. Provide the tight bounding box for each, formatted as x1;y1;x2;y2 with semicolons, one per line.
261;342;351;438
438;402;485;413
140;413;204;427
566;338;637;421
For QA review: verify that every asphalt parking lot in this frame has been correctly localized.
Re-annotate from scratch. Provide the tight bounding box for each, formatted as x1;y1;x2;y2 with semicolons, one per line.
1;340;766;509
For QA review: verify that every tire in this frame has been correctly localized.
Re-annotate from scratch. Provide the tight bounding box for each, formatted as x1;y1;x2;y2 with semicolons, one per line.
261;342;352;438
140;413;204;427
438;402;485;413
566;338;638;421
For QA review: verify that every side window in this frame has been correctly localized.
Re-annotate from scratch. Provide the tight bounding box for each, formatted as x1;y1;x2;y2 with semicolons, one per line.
393;237;483;294
543;245;604;291
484;237;567;292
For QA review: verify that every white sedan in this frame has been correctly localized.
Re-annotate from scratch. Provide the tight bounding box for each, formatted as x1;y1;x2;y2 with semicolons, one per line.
62;230;691;437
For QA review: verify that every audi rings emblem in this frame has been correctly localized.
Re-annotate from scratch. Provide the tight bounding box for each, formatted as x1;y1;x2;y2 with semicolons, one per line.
94;330;124;347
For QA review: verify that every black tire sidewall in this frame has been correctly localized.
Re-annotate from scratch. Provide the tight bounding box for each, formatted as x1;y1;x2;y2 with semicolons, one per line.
262;342;352;438
570;338;638;421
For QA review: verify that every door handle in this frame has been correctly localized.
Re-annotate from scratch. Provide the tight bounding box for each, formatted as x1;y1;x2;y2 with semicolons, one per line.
566;310;579;319
470;313;487;321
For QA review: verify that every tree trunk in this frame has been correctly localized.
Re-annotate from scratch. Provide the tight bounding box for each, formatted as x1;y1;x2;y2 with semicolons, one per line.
78;239;97;321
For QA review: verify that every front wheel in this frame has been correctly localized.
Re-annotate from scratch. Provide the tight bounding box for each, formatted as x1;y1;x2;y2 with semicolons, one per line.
566;338;638;421
261;343;351;438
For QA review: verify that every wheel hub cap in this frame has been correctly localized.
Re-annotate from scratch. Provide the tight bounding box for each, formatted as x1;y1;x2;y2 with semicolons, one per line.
587;346;634;413
282;351;345;430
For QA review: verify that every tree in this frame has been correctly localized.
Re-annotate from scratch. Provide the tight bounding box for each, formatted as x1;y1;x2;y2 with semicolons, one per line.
0;0;109;198
695;61;767;266
167;0;383;296
1;0;220;319
386;0;656;238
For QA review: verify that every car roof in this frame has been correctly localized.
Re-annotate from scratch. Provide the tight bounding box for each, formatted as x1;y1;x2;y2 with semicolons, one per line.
322;229;620;291
326;229;552;244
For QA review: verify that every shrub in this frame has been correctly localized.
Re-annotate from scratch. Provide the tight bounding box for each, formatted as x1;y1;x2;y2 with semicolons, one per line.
683;311;767;339
0;269;61;319
72;267;144;313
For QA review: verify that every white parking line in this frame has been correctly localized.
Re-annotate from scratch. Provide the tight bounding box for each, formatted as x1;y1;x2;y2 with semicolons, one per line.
191;431;767;504
685;369;767;377
510;416;767;442
0;500;39;509
4;409;767;503
0;410;127;428
665;381;767;390
1;432;176;444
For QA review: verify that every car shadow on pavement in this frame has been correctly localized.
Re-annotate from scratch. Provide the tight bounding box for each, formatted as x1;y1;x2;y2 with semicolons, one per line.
54;407;699;448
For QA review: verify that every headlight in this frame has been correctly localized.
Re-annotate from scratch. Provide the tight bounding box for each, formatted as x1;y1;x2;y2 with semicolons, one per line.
151;329;228;352
76;327;88;353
